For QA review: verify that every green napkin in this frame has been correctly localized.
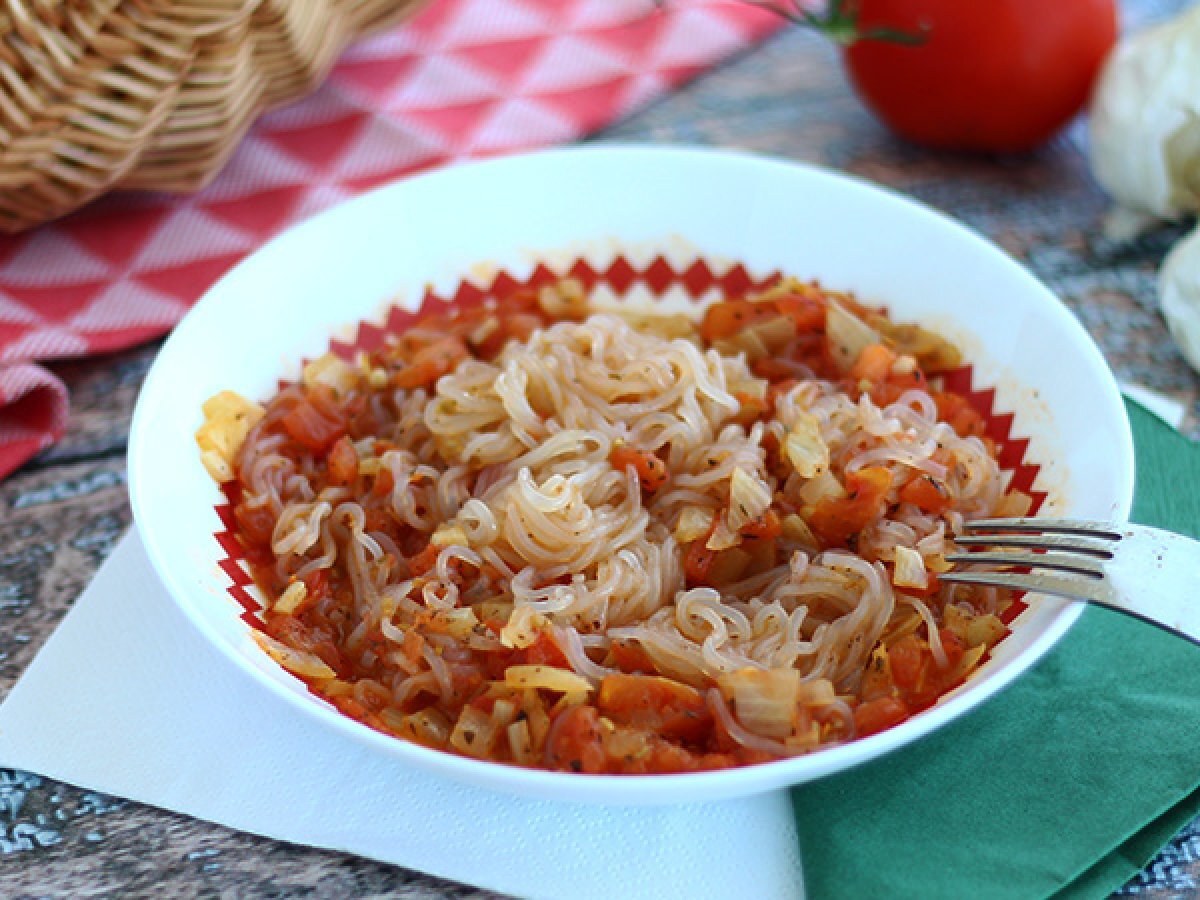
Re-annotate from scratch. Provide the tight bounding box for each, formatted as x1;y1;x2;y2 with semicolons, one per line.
792;399;1200;900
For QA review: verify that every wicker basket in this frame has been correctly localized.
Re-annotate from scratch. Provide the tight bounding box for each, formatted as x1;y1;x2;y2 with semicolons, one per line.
0;0;426;232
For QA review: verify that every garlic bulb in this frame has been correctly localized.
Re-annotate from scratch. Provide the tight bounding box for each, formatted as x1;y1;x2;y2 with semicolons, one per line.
1089;6;1200;225
1089;6;1200;375
1160;224;1200;373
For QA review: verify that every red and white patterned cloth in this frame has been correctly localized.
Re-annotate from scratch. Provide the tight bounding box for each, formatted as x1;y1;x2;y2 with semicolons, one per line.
0;0;780;479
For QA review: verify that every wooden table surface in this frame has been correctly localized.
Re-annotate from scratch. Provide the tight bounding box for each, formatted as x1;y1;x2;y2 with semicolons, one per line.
3;1;1200;896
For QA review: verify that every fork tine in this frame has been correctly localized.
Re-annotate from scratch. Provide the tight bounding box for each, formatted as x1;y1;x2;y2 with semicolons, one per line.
964;518;1124;540
940;570;1096;601
944;550;1106;578
954;533;1116;559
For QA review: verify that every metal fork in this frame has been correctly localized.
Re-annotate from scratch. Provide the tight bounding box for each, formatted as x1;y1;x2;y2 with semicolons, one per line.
942;519;1200;646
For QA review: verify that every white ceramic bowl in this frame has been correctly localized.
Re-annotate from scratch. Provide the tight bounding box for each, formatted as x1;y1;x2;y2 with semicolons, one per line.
128;146;1134;805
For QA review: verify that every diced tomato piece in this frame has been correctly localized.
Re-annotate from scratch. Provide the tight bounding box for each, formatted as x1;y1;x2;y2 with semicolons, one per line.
887;633;947;710
545;705;607;774
393;336;468;389
849;343;898;382
754;358;801;381
503;313;546;344
635;736;708;774
407;542;440;577
888;634;928;693
598;674;713;744
281;396;347;454
774;293;826;332
290;569;329;616
938;627;966;672
519;632;571;669
683;538;717;587
740;509;781;540
869;368;927;406
326;436;358;486
898;474;952;514
399;630;426;669
500;287;541;315
449;662;485;700
934;390;986;438
854;696;910;737
807;466;893;547
372;465;395;497
234;500;276;549
609;640;656;674
609;444;669;492
331;695;368;720
699;299;780;342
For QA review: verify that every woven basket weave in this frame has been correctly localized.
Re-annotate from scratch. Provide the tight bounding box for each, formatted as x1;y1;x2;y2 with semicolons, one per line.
0;0;426;232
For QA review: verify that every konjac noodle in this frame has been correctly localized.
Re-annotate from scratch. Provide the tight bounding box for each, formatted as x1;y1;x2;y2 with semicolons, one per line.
197;276;1030;774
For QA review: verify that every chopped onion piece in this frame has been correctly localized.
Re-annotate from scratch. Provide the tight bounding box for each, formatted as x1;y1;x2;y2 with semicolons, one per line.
196;391;265;483
995;490;1034;518
491;699;519;728
507;719;536;765
925;553;952;574
302;352;357;395
605;309;698;340
798;469;846;506
436;607;479;639
537;277;588;317
718;667;801;739
949;643;988;684
274;580;307;615
728;467;771;531
199;451;232;483
781;513;817;546
504;664;595;694
893;546;929;590
253;632;335;680
469;317;500;347
382;708;451;746
751;316;797;352
784;412;830;478
706;513;742;551
431;524;471;548
450;707;496;758
966;614;1009;649
729;376;768;400
675;506;716;543
797;677;837;708
500;607;547;649
826;302;881;373
713;328;769;363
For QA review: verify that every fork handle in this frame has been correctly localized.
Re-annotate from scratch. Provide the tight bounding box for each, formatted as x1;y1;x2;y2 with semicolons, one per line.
1105;525;1200;646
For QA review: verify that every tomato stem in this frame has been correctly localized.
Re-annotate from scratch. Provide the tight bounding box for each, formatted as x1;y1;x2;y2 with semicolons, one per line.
739;0;926;47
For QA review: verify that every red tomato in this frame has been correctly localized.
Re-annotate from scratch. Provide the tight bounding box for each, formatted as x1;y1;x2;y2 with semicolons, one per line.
853;696;910;736
545;705;607;774
843;0;1118;152
597;674;713;743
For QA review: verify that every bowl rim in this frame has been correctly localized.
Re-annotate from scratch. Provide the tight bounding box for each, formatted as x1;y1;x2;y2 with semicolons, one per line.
128;144;1135;803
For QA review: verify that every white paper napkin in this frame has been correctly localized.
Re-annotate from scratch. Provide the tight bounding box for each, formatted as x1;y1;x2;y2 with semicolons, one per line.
0;531;803;899
1119;381;1189;431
